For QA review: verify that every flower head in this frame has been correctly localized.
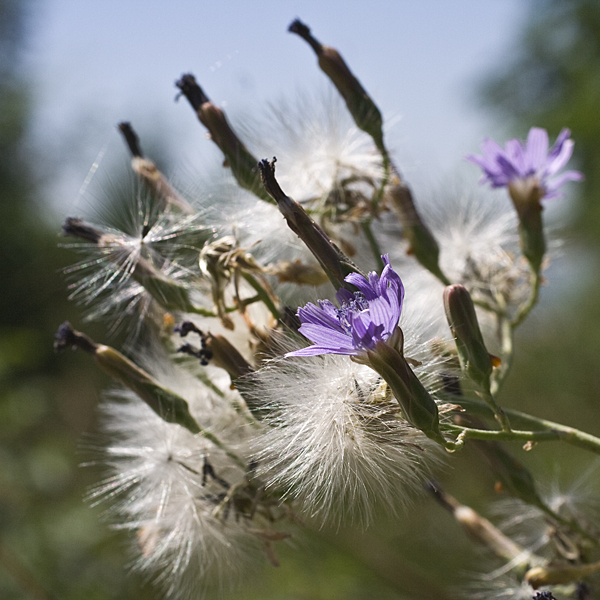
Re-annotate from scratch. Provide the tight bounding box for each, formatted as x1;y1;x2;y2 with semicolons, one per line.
62;188;205;340
467;127;582;203
286;255;404;358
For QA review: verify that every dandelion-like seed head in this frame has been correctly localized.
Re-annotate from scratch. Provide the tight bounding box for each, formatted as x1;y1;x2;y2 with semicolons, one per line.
241;92;385;214
249;352;444;525
54;17;593;599
85;354;274;598
389;188;545;330
63;185;206;338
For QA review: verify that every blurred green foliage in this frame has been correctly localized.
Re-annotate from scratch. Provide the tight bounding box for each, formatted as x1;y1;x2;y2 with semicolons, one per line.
478;0;600;439
0;1;151;598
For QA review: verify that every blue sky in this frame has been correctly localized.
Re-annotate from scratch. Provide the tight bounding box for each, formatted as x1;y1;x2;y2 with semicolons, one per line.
23;0;528;215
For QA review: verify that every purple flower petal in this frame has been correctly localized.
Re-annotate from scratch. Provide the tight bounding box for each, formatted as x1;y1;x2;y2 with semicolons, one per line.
545;138;574;175
297;301;342;331
344;272;377;299
467;127;581;201
544;170;584;198
525;128;549;172
297;323;354;347
548;128;571;160
505;139;526;173
287;257;404;359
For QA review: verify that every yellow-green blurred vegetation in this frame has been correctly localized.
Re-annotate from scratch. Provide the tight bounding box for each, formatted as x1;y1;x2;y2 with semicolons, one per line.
2;0;600;598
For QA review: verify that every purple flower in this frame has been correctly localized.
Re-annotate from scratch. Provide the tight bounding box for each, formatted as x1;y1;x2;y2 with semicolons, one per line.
286;255;404;357
467;127;582;202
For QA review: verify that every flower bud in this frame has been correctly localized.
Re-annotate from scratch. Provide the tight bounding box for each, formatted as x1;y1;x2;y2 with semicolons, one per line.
176;321;263;418
288;19;384;153
118;122;194;214
258;158;362;291
443;284;493;388
366;339;443;444
387;179;447;283
175;74;272;203
54;322;201;434
175;320;253;382
205;333;253;381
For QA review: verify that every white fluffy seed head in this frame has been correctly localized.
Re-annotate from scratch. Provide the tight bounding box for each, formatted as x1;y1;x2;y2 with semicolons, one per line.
382;183;563;349
63;180;207;339
247;344;446;526
237;90;385;207
86;353;263;598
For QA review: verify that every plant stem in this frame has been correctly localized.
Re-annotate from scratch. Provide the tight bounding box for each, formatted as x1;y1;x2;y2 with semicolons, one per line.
513;269;542;328
446;424;563;443
370;150;391;214
188;306;219;317
472;297;503;315
491;316;514;396
452;398;600;455
240;272;281;321
361;219;385;270
480;385;511;432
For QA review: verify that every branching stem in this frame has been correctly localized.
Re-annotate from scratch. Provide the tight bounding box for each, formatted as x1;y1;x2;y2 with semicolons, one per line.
513;269;542;328
452;398;600;456
240;272;281;321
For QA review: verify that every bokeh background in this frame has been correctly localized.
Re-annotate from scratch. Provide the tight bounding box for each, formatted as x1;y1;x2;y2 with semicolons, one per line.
2;0;599;598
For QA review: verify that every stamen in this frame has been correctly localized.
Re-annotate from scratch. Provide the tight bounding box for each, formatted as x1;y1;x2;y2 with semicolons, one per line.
336;291;369;333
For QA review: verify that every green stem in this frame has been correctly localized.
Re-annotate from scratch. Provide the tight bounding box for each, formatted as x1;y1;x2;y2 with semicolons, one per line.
480;385;511;432
452;398;600;456
491;316;514;396
240;272;281;321
472;297;502;315
361;219;385;270
188;306;218;317
446;424;562;443
513;269;542;328
371;150;391;214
